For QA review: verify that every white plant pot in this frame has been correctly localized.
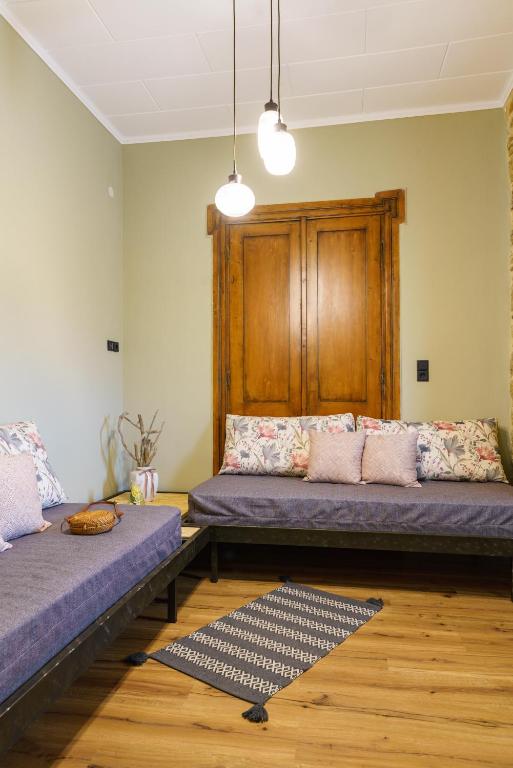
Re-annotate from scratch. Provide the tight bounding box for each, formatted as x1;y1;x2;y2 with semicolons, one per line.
130;467;159;502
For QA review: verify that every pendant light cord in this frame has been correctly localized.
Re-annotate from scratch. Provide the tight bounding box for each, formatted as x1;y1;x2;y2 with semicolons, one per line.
232;0;237;175
269;0;273;102
277;0;282;124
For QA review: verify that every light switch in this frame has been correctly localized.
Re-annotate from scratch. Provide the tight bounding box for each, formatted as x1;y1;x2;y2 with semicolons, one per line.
417;360;429;382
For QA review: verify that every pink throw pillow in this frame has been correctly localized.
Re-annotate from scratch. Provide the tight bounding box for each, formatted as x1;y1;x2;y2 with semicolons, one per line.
362;432;421;487
306;431;366;484
0;454;51;543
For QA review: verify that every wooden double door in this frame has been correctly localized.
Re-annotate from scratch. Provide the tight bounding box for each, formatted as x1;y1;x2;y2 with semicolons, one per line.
209;190;404;471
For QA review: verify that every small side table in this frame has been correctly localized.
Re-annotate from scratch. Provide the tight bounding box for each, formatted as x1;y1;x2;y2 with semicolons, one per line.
108;491;209;621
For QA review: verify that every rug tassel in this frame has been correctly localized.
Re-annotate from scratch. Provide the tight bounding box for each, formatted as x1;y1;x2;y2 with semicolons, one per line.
367;597;384;609
125;651;149;666
242;703;269;723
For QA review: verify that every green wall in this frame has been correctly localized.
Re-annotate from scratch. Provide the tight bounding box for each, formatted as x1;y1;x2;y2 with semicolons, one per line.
3;15;510;498
0;17;124;501
123;109;511;489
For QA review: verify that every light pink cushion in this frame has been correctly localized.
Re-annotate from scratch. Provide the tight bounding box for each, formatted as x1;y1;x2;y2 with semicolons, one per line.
362;432;421;487
0;420;67;507
305;430;366;484
0;454;51;543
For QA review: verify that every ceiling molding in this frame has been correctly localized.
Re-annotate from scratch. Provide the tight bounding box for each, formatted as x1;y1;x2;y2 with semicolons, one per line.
502;70;513;104
0;1;124;143
120;98;503;145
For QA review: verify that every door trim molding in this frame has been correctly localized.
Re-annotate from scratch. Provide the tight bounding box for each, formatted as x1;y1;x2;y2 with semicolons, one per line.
208;189;405;473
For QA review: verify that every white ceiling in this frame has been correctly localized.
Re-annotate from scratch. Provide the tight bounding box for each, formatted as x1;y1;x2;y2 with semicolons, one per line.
1;0;512;144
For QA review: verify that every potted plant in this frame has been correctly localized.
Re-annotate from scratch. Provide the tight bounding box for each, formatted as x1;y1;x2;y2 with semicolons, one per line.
117;411;165;502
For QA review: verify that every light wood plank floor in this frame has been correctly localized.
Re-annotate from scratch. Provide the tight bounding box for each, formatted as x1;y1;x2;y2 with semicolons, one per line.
5;502;513;768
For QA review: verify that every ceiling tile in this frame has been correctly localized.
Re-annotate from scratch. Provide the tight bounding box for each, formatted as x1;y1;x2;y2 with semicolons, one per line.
364;72;511;113
3;0;512;142
89;0;266;40
5;0;112;48
198;24;269;72
283;11;365;63
87;0;414;41
281;0;414;15
232;100;262;129
366;0;513;53
288;44;446;96
81;80;158;115
281;89;363;122
48;35;211;85
145;66;290;111
109;105;232;140
235;89;363;129
198;11;364;71
442;33;513;78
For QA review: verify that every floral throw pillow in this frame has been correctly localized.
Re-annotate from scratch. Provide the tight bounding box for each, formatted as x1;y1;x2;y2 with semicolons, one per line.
220;414;355;476
0;421;67;508
356;416;507;482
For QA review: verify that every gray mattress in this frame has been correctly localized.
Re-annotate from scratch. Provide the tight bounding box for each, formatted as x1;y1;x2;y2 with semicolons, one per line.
188;475;513;539
0;503;182;705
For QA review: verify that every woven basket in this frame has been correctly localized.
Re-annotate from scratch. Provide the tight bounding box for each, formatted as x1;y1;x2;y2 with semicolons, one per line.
62;502;124;536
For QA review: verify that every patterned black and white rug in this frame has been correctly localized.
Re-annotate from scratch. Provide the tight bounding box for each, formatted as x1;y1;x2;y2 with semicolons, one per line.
127;582;383;723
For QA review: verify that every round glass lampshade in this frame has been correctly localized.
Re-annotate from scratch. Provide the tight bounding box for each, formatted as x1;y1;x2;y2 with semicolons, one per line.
215;174;255;217
257;105;279;158
263;124;296;176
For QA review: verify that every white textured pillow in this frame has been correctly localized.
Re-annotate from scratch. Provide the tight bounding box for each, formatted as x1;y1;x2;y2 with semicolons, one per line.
305;431;366;484
362;432;421;487
0;533;12;553
0;454;51;542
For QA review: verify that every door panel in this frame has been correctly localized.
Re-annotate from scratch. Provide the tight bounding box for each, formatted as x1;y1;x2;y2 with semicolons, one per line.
306;215;383;416
210;191;404;472
227;221;302;416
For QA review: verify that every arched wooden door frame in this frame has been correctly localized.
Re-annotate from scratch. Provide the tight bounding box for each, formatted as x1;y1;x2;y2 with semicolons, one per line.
207;189;405;473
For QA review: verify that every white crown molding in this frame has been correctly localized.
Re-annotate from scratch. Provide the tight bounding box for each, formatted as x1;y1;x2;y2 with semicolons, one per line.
0;2;124;143
121;98;504;145
502;70;513;105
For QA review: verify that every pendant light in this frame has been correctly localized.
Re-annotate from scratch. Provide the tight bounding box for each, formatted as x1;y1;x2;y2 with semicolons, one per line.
215;0;255;218
263;0;296;176
257;0;279;158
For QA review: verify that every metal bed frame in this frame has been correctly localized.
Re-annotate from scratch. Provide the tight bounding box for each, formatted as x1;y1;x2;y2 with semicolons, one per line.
0;527;209;755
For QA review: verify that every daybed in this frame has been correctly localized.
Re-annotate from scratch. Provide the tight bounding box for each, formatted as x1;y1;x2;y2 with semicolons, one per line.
188;475;513;590
0;502;209;754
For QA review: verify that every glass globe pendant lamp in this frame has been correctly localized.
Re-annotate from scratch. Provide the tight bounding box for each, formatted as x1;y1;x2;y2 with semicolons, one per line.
215;173;255;218
215;0;255;218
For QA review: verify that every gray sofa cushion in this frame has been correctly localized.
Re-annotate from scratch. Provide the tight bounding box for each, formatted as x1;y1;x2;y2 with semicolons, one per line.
0;503;181;705
188;475;513;538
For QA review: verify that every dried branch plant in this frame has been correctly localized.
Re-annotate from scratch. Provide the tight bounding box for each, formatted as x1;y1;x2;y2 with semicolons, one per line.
117;411;165;467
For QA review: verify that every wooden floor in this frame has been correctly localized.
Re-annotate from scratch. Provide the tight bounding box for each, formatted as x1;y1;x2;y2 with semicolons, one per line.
5;510;513;768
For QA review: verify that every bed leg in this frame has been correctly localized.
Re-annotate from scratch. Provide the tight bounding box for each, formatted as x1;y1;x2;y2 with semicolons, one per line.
510;558;513;603
210;541;219;583
167;579;177;623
